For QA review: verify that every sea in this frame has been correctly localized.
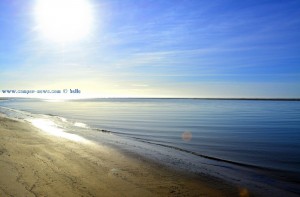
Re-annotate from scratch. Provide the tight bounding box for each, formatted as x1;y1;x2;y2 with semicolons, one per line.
0;98;299;196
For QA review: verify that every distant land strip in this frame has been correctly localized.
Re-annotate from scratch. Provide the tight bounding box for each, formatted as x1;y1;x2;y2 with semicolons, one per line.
0;97;300;101
92;97;300;101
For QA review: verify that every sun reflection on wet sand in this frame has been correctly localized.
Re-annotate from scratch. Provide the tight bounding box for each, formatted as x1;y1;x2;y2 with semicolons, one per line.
28;118;87;143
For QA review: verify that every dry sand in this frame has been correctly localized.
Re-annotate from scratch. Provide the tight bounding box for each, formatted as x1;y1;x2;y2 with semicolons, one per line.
0;116;241;197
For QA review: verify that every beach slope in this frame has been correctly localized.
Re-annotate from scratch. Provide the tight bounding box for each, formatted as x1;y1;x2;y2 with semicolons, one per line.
0;116;238;197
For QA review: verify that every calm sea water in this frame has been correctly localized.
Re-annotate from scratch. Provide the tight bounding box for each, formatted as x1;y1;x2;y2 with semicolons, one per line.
1;98;300;195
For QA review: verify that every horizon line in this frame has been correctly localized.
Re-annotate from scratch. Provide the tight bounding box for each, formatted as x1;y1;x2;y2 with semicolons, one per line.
1;97;300;101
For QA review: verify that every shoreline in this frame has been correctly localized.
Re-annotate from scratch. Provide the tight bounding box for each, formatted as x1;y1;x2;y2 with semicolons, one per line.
0;115;241;197
0;104;299;197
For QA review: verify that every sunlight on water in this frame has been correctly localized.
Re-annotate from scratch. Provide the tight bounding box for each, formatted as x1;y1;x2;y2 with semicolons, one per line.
43;99;67;102
28;118;87;143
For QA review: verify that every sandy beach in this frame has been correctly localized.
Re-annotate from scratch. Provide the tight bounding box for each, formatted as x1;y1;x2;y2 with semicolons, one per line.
0;116;242;197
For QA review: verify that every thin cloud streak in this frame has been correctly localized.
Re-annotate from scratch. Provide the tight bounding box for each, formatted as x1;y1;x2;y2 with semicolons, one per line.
0;0;300;98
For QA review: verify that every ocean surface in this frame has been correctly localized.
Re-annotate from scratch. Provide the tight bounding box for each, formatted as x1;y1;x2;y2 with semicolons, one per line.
0;98;300;196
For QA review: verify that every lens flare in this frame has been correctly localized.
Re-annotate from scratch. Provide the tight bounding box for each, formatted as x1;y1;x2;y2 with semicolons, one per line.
182;131;192;142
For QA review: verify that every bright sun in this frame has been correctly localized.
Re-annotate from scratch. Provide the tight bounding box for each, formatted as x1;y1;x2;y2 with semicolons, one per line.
34;0;94;42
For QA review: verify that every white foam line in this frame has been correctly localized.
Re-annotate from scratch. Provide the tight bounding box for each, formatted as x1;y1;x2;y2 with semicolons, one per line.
74;122;89;128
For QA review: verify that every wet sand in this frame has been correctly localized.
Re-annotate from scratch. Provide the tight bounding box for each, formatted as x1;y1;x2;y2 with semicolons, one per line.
0;116;242;197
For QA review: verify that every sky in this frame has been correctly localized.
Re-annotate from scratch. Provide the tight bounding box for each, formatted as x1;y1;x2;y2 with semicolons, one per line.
0;0;300;98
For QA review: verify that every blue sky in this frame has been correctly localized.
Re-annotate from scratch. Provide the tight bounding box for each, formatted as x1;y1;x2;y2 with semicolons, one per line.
0;0;300;98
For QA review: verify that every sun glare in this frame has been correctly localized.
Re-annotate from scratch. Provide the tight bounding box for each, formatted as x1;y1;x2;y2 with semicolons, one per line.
29;118;87;143
34;0;94;42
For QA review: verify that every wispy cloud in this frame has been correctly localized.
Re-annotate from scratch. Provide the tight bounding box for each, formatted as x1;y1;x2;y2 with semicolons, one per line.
1;0;300;97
